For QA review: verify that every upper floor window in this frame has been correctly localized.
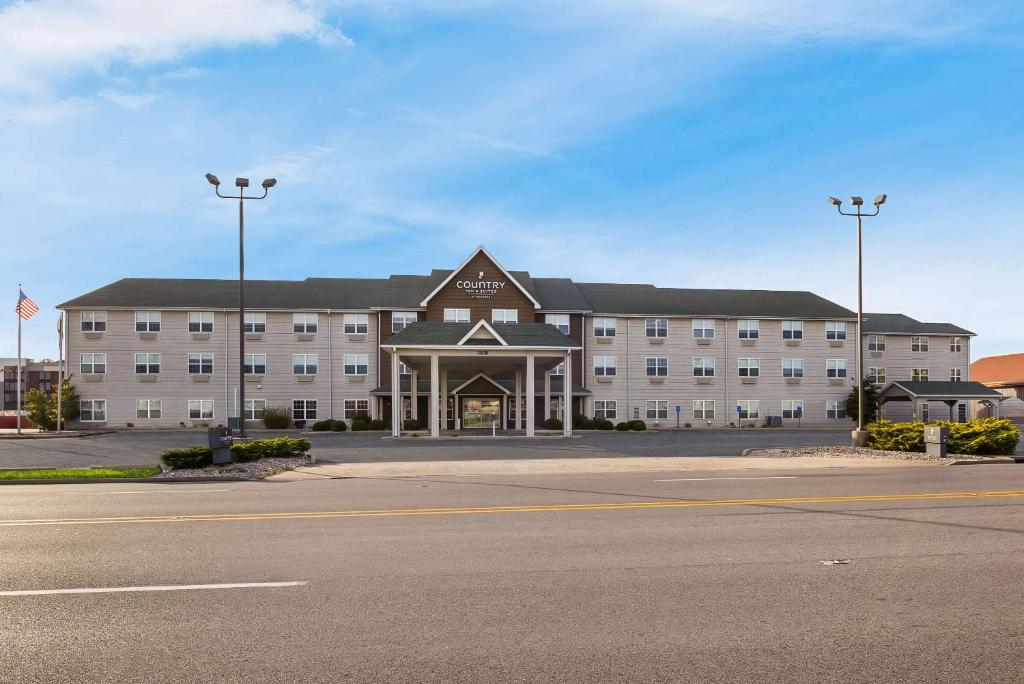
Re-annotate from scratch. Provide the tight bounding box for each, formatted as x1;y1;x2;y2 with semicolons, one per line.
867;335;885;351
491;309;518;324
135;311;161;332
187;352;213;375
244;353;266;375
782;321;803;340
593;317;617;337
135;353;160;374
867;367;886;384
912;367;929;381
645;319;668;338
399;362;412;376
692;319;715;339
738;320;759;339
911;336;929;352
693;356;715;377
950;337;962;353
188;311;214;333
81;311;106;332
594;356;617;376
782;358;804;378
343;354;368;376
826;359;848;378
293;313;318;334
826;321;847;341
950;368;962;382
80;353;106;374
391;312;417;332
737;358;760;377
343;313;368;334
645;357;668;377
444;308;470;324
292;354;318;375
545;314;570;334
244;312;266;333
550;362;565;376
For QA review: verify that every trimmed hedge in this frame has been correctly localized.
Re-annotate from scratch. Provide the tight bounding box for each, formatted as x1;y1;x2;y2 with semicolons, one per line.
160;437;311;469
403;418;426;431
261;407;291;429
574;415;594;430
593;418;615;430
160;446;212;469
867;418;1020;455
629;420;647;432
615;421;630;431
542;418;563;430
311;419;347;432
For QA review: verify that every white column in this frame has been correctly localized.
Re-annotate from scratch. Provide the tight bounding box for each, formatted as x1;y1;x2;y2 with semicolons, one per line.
391;352;401;437
564;351;573;437
440;367;448;432
525;353;536;436
543;371;551;422
430;353;440;438
514;368;523;431
410;369;418;420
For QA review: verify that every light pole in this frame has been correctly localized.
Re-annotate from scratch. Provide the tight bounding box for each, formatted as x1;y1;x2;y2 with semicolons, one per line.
829;193;886;447
205;173;277;438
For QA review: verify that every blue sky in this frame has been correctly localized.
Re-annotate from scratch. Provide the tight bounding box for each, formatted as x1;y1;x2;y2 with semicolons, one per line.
2;0;1022;361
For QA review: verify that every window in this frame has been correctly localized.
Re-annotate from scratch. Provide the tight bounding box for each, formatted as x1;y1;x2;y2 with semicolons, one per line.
782;400;804;419
344;399;369;420
693;400;715;420
693;356;715;377
782;358;804;378
782;320;803;340
594;356;617;376
545;314;570;334
736;400;759;419
911;336;929;352
135;353;160;374
645;319;668;338
950;368;962;382
343;354;368;376
645;357;668;377
550;362;565;376
912;368;929;381
491;309;518;324
136;399;162;419
738;320;759;339
188;312;214;333
80;353;106;374
80;399;106;422
867;335;885;351
292;399;317;421
507;397;525;422
826;321;847;340
826;400;846;420
826;359;847;378
920;403;930;422
692;319;715;339
293;313;318;334
646;400;668;420
593;317;617;337
187;352;213;375
867;367;886;384
737;358;760;377
444;308;470;323
188;399;214;420
244;399;266;420
392;312;418;332
244;312;266;333
343;313;368;334
135;311;161;332
81;311;106;332
399;362;412;376
244;353;266;375
594;400;617;420
292;354;318;375
950;337;962;353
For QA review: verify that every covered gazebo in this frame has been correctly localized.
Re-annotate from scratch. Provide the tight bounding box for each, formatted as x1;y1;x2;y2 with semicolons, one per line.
877;381;1007;421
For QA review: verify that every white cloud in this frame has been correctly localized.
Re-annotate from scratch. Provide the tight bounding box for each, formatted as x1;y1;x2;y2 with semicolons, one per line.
98;89;156;110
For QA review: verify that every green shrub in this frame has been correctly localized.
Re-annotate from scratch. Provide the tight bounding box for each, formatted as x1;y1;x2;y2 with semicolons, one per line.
261;407;291;429
866;420;925;452
629;420;648;432
615;421;630;431
368;419;388;431
593;418;614;430
160;447;213;469
231;436;310;462
942;418;1020;455
311;420;333;432
351;418;369;432
542;418;563;430
403;418;422;431
574;416;594;430
330;419;347;432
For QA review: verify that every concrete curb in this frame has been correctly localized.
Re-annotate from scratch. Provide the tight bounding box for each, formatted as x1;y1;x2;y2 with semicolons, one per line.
740;446;1020;465
0;476;251;485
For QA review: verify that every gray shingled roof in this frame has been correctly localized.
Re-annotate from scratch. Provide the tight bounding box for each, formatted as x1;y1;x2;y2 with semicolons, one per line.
880;381;1003;399
369;379;590;396
383;322;578;348
863;313;973;336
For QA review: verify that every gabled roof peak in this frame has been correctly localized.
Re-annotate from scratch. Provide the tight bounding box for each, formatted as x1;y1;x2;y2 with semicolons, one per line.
417;246;541;309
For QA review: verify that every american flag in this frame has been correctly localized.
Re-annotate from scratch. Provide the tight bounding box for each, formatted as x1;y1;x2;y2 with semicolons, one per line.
16;290;38;320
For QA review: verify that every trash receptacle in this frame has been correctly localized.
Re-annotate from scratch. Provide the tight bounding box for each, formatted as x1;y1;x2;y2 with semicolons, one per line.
207;427;233;465
924;425;949;458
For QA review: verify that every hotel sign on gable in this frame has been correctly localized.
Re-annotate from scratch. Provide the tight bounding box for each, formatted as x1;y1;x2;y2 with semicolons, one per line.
456;271;507;300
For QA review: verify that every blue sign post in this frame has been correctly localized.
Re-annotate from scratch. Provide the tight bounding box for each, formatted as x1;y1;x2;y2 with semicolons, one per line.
675;404;681;428
795;405;802;428
736;404;742;428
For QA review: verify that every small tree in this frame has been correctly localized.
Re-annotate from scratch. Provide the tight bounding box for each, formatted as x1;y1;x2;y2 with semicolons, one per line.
846;378;881;424
55;377;80;427
25;388;55;430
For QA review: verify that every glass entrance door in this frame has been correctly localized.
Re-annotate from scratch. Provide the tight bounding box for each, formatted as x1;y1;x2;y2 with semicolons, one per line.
462;398;501;429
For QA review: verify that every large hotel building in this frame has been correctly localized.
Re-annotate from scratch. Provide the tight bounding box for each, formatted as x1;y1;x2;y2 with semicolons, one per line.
59;246;978;435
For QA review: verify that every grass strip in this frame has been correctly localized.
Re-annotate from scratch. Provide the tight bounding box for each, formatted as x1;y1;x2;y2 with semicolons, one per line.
0;466;161;481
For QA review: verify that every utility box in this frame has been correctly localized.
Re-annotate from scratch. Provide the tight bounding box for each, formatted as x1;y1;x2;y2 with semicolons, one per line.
924;425;949;458
207;427;233;465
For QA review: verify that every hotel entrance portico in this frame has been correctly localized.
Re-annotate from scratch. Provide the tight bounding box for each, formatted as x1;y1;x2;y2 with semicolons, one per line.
377;319;582;437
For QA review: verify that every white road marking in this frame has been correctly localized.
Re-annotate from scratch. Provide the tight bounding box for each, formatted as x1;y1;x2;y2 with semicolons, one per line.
0;581;307;597
654;476;799;482
96;489;232;495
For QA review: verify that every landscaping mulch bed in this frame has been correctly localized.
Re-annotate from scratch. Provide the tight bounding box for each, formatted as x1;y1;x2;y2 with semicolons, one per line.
154;455;312;480
745;446;1001;463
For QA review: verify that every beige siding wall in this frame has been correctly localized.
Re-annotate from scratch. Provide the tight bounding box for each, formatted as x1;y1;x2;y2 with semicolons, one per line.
863;333;972;421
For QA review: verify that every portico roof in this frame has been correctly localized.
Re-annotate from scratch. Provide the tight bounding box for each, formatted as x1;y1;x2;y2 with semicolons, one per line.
878;380;1006;403
382;321;580;349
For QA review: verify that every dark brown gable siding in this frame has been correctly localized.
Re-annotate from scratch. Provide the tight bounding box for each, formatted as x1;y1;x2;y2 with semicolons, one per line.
425;252;535;323
570;314;583;387
455;377;508;395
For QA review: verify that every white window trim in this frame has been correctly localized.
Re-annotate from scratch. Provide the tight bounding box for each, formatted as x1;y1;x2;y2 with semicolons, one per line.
343;313;369;334
444;308;471;323
343;353;369;376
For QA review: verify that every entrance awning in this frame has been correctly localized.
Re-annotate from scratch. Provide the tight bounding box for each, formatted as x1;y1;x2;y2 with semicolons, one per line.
878;381;1007;420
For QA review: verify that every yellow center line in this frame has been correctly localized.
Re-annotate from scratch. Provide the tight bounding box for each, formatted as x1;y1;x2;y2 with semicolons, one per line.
2;490;1024;527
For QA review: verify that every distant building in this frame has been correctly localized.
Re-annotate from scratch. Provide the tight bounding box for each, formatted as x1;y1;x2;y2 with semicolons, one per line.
969;353;1024;422
0;358;61;412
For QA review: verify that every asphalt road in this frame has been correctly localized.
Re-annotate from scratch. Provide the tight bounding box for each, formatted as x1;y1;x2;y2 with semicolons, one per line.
0;428;855;469
2;464;1023;682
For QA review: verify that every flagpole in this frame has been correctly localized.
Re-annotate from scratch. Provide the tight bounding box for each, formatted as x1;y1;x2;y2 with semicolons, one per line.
57;312;64;433
16;284;22;435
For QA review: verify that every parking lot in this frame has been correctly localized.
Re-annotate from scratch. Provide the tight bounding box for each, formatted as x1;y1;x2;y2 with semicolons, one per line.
0;428;855;469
